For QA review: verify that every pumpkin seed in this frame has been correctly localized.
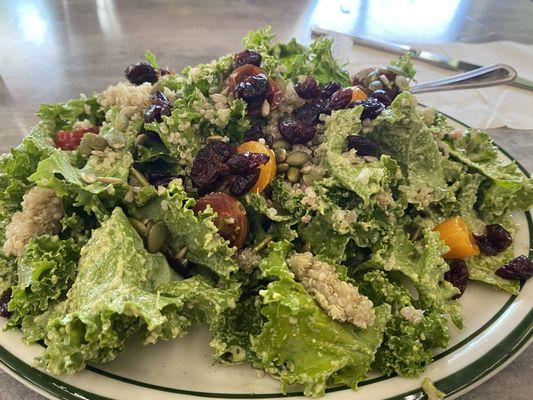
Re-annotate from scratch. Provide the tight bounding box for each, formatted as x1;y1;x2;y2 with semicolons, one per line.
253;235;273;253
115;111;130;131
86;132;108;150
277;162;290;173
302;172;321;185
274;148;287;162
129;218;148;237
130;167;150;187
80;172;97;184
379;74;391;87
147;222;168;253
107;133;126;149
286;151;310;167
176;246;188;261
387;65;404;75
272;138;290;150
287;167;301;183
368;80;383;91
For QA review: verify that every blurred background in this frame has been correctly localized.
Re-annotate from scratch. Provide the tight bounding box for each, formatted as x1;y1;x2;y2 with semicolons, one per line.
0;1;532;399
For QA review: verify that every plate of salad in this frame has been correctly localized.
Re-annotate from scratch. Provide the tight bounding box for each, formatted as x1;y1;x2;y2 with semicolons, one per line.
0;27;531;400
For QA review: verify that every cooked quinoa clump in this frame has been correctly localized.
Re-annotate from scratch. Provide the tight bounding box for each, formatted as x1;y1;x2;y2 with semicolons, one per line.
98;81;152;110
3;187;63;257
287;252;375;329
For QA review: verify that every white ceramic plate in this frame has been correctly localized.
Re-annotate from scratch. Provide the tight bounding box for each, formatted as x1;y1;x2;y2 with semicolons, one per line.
0;113;531;400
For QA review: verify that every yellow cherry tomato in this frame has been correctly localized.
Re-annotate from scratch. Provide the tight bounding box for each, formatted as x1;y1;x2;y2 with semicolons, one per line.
236;141;276;193
434;216;480;258
350;86;368;102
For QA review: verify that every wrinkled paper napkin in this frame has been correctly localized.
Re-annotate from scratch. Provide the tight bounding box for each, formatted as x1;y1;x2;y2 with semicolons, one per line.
332;36;533;130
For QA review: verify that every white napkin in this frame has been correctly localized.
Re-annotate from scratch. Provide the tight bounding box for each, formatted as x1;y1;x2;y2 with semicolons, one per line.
333;36;533;130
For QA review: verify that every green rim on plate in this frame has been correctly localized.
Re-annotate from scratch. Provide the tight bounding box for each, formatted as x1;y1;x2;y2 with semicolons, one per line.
0;112;531;400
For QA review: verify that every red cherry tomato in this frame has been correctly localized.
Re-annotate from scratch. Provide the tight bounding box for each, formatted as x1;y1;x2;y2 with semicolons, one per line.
54;127;99;150
192;192;249;248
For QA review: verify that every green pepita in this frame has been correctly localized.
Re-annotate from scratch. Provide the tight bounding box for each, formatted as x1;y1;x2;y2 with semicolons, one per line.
274;148;287;162
368;80;383;91
131;167;150;187
277;162;290;173
85;132;108;150
302;172;321;185
129;218;148;237
107;133;126;149
272;138;290;150
115;111;130;132
287;167;301;183
147;222;168;253
286;151;310;167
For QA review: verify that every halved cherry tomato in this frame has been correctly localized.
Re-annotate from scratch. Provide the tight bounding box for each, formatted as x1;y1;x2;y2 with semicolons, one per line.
227;65;282;112
350;87;368;102
434;216;480;258
236;141;276;193
193;192;248;248
54;127;99;151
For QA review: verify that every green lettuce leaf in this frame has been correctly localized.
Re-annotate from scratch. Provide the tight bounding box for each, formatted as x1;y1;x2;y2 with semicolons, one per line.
36;96;103;132
443;129;533;219
360;228;462;327
243;26;351;85
37;207;237;374
251;241;390;396
323;108;401;205
7;235;79;325
366;93;449;207
359;270;450;377
129;180;238;280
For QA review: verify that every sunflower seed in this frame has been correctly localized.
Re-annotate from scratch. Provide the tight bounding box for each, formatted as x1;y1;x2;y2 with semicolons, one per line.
97;176;123;184
80;172;97;184
261;100;270;117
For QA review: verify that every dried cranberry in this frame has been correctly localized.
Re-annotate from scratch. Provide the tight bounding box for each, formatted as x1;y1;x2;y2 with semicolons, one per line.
0;288;12;318
190;142;235;190
346;135;379;156
474;235;498;256
475;224;513;256
321;81;342;99
234;74;269;109
125;62;158;85
496;255;533;280
234;50;262;68
292;103;323;126
145;91;172;123
444;259;469;299
278;116;316;144
230;170;260;197
327;88;353;111
369;89;392;106
486;224;513;252
228;152;269;175
352;97;385;120
55;127;99;151
295;77;320;99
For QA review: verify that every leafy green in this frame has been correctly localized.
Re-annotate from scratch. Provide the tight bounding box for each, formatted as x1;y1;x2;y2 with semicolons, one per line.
36;96;103;132
390;53;416;80
243;26;351;85
37;208;237;374
366;93;449;207
7;236;79;325
251;241;390;396
443;129;533;219
360;271;450;377
145;50;159;68
360;228;462;327
323;107;401;205
129;180;238;280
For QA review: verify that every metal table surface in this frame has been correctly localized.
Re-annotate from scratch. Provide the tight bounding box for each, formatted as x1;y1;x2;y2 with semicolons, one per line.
0;1;531;399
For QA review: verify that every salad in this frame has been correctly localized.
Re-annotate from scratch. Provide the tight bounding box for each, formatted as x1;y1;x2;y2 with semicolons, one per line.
0;27;532;397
